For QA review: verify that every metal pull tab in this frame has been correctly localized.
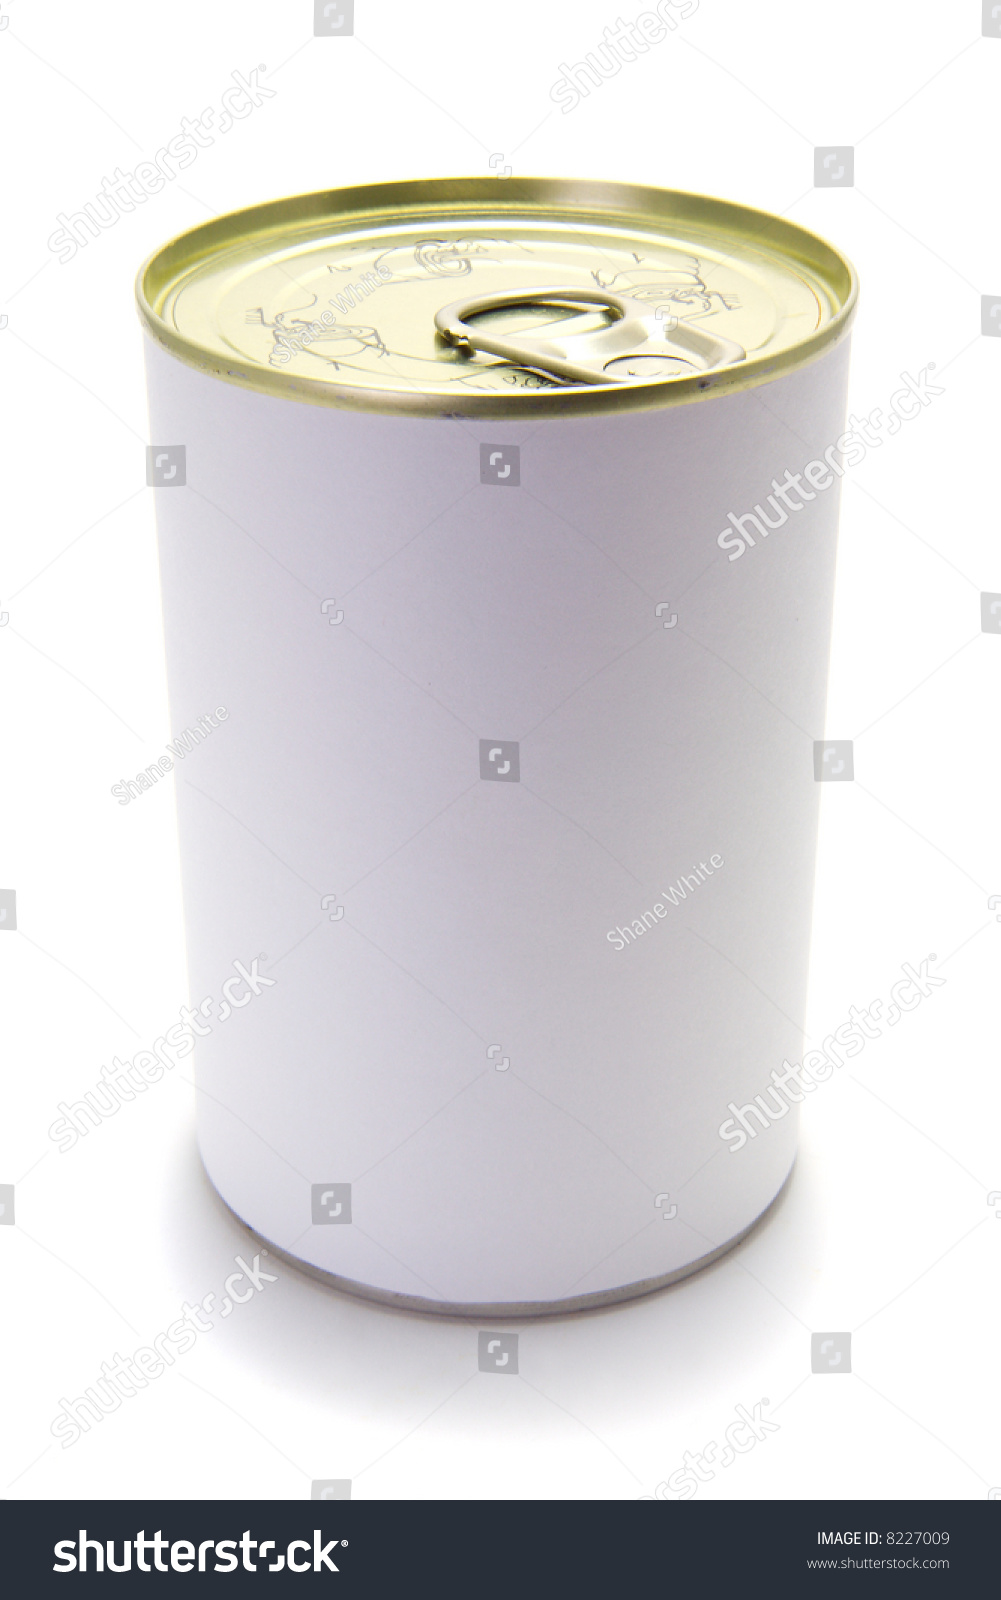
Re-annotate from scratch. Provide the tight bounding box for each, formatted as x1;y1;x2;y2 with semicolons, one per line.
434;285;746;386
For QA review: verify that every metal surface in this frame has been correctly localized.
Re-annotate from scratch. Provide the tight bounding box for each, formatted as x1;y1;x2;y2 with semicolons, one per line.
434;285;746;385
136;175;858;417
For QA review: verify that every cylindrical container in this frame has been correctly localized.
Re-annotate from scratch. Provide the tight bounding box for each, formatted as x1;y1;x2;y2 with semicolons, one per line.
137;178;857;1315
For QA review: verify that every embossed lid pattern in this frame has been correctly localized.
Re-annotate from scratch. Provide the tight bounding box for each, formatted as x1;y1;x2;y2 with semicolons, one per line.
136;177;858;417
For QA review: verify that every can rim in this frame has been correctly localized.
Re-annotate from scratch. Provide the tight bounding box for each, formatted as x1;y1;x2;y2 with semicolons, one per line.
135;176;859;418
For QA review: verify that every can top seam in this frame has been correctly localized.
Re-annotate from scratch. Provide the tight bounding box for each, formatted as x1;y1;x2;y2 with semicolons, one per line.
135;177;859;418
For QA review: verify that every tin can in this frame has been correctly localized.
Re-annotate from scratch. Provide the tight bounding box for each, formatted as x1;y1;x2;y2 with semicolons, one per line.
137;178;858;1315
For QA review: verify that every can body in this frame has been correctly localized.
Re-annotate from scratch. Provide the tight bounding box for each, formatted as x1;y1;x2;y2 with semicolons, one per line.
144;325;852;1313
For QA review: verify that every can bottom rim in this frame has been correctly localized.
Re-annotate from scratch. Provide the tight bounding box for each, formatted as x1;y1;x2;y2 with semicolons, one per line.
207;1163;794;1321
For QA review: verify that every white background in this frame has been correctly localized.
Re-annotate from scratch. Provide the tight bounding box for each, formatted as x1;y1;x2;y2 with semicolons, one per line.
1;0;998;1501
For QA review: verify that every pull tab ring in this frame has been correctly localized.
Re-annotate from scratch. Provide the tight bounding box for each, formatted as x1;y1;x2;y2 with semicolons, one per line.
434;285;745;386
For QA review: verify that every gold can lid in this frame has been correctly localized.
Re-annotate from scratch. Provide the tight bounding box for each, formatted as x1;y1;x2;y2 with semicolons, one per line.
136;177;858;417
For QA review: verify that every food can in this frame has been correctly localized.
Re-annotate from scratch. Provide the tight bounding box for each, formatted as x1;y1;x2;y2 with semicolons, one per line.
136;178;858;1315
